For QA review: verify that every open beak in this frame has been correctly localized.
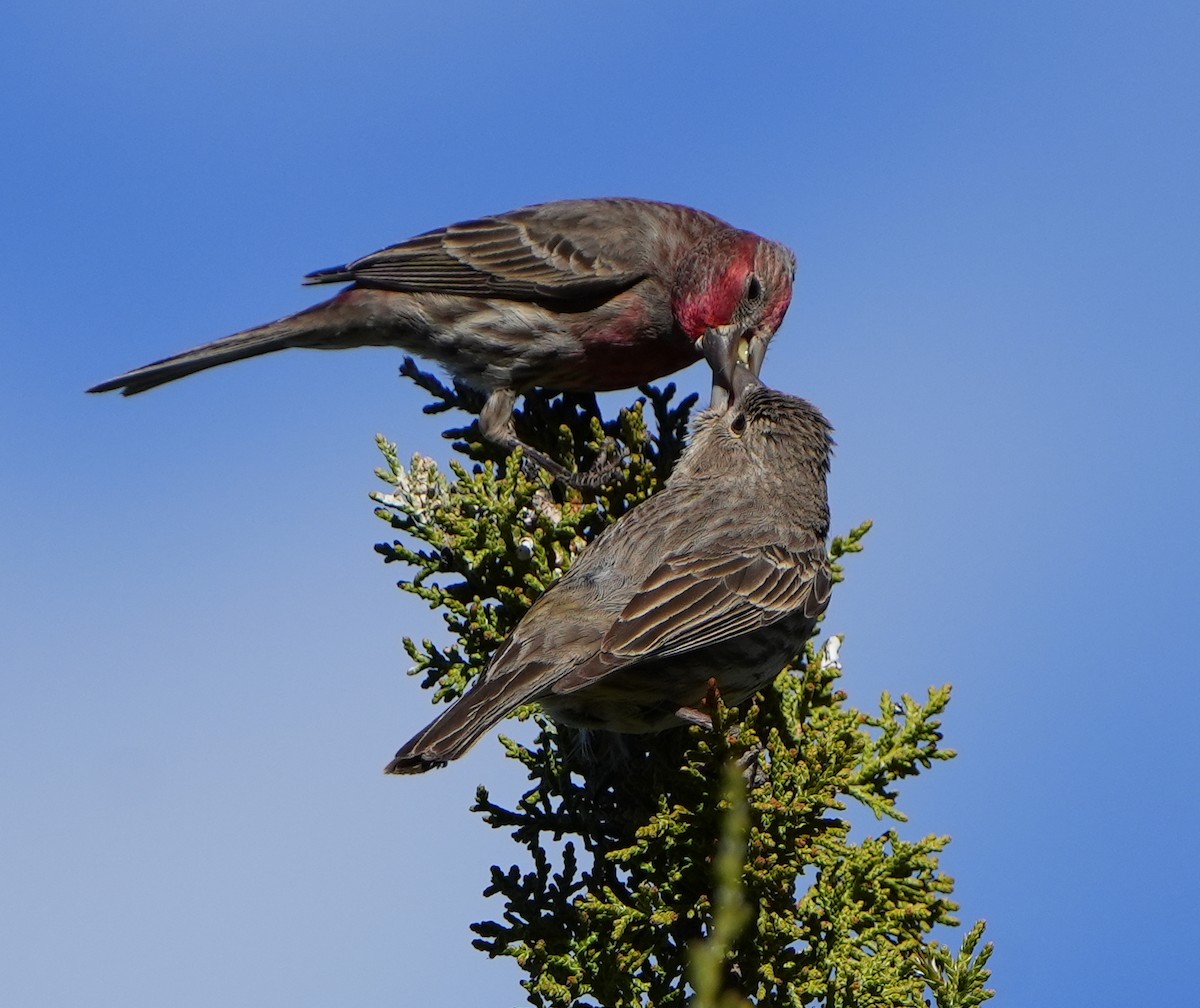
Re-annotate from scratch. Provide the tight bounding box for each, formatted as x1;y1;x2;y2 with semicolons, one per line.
701;324;763;412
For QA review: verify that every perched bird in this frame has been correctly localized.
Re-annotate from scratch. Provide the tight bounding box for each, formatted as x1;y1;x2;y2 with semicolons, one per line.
385;329;834;773
87;197;796;484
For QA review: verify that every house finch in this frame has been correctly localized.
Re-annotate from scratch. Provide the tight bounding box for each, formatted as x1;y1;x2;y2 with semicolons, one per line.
87;198;796;484
385;330;833;773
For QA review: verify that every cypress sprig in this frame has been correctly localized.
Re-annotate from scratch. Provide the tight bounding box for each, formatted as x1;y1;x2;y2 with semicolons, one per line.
375;363;994;1006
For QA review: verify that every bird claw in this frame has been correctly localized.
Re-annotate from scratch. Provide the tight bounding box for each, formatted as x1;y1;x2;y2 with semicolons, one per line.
562;440;626;490
674;705;715;730
737;745;770;788
519;454;551;482
515;438;625;490
674;680;724;731
509;441;580;487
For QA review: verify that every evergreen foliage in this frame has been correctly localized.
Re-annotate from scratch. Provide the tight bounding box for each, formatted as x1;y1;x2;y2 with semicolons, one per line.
373;361;994;1007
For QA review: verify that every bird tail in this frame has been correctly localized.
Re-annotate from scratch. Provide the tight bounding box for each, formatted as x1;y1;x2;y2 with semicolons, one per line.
302;264;357;286
86;292;379;396
384;663;552;774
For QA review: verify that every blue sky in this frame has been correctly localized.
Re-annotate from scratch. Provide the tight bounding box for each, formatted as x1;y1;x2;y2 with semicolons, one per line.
4;2;1198;1004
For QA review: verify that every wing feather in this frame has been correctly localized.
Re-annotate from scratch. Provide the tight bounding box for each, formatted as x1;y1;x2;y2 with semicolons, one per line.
553;542;831;695
303;207;648;306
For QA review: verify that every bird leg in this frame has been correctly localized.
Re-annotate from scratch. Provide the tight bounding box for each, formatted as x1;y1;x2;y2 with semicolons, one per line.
480;389;622;489
564;442;625;489
674;706;714;730
675;678;725;731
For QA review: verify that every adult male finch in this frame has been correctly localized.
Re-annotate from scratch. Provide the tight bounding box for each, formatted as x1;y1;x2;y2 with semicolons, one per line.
385;330;834;773
88;197;797;483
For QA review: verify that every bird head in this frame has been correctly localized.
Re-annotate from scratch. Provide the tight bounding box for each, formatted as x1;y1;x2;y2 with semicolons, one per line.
673;235;796;412
678;378;834;489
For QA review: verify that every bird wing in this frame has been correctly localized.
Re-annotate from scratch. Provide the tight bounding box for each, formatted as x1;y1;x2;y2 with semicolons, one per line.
552;541;832;694
302;205;649;306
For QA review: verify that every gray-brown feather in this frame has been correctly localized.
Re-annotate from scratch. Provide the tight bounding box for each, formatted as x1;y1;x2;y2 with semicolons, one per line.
386;382;834;772
87;199;731;398
302;198;725;307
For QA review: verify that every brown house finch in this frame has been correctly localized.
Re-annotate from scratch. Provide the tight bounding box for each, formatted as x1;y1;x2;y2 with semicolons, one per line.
385;332;833;774
88;198;796;483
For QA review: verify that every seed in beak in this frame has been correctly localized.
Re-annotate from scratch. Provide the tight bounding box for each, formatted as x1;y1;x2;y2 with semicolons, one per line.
738;337;752;365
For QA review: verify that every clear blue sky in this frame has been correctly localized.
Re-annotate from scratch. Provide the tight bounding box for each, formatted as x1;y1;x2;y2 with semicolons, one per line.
4;2;1197;1004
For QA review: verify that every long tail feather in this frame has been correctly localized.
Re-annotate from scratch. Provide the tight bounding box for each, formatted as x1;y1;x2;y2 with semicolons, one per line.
87;296;359;396
384;662;553;774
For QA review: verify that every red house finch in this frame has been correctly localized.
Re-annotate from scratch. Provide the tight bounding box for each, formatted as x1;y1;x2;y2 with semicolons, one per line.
88;198;796;484
386;333;833;774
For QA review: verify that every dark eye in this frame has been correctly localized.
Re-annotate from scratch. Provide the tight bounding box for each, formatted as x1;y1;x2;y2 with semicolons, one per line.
746;274;763;304
730;412;747;436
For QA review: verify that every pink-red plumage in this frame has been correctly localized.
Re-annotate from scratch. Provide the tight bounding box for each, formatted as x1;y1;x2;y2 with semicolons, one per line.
88;198;796;482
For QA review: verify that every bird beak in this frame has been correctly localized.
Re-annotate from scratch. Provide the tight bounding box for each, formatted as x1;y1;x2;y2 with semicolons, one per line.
746;330;768;377
701;324;762;411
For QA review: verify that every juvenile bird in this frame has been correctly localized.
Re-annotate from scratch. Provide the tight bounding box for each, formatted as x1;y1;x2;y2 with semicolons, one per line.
88;198;796;484
386;330;833;773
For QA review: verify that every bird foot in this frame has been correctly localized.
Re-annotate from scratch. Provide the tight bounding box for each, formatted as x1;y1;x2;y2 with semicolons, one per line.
675;705;715;730
514;439;625;490
564;441;626;490
737;745;770;788
675;679;725;732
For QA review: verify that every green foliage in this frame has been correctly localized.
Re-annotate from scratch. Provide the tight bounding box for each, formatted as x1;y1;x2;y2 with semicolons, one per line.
914;922;995;1008
374;360;994;1007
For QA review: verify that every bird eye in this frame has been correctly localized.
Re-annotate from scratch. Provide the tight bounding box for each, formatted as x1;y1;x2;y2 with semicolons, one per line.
730;412;747;436
746;274;763;304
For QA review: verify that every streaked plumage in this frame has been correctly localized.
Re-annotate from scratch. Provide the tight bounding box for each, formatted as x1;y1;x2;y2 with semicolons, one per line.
88;198;796;483
386;369;834;774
